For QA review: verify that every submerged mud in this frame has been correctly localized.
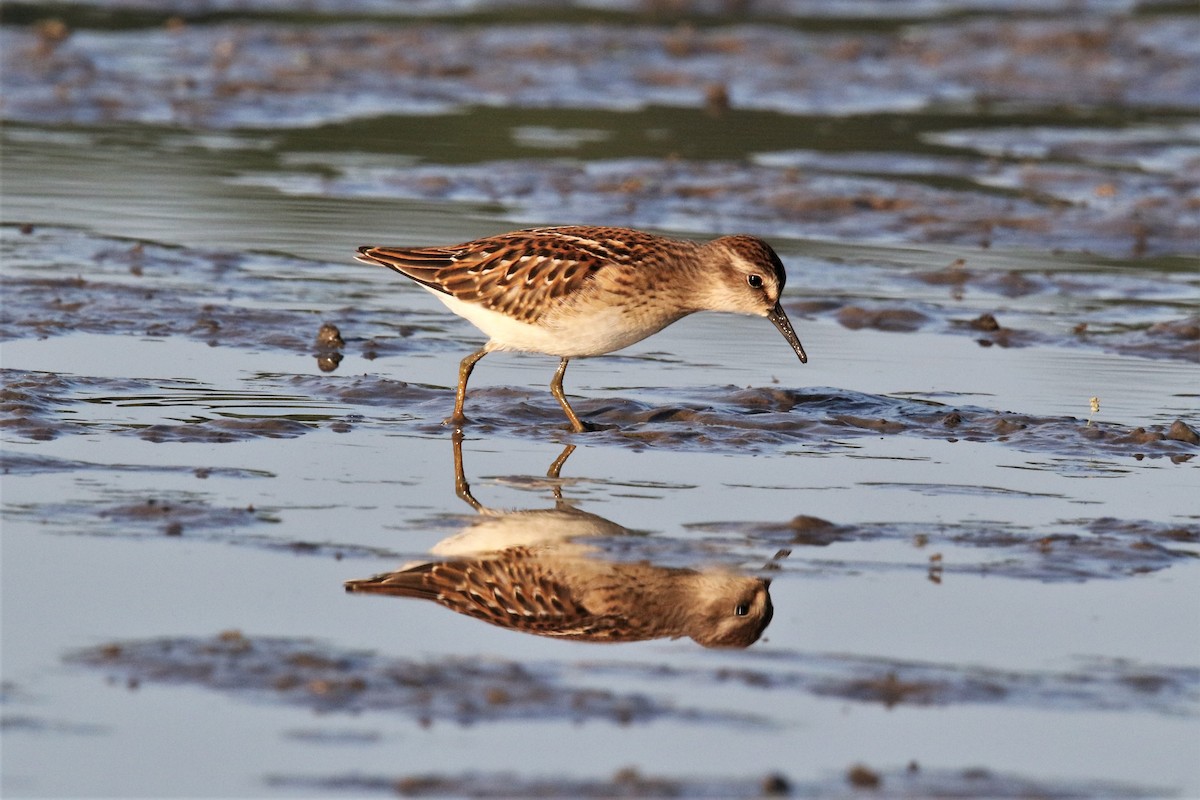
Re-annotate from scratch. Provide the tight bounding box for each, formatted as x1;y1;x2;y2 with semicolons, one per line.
252;147;1200;258
2;224;1196;459
0;446;410;559
0;225;401;354
6;397;1194;586
683;514;1200;582
6;364;1196;462
0;370;328;442
2;0;1183;18
570;387;1199;459
3;14;1196;128
0;451;272;479
6;225;1197;366
586;652;1200;716
266;765;1164;799
66;631;758;727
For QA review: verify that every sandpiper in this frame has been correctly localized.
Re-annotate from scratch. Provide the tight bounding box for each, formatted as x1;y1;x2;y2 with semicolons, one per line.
355;225;807;432
345;435;774;648
346;551;774;648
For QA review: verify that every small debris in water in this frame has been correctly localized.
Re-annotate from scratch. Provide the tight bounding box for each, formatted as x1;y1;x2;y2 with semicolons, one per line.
968;313;1001;332
265;764;1166;798
847;763;882;789
704;82;730;117
760;773;791;796
836;306;928;332
1166;420;1199;445
315;322;345;350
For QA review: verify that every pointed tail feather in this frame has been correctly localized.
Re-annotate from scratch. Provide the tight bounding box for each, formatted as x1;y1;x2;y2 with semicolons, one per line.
344;564;438;599
355;246;453;293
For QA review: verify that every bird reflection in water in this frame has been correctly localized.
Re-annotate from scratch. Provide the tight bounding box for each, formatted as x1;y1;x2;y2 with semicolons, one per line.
345;435;773;648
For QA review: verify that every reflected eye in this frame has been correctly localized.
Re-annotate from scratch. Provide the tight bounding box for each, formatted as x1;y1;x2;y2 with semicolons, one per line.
734;603;750;616
747;274;764;289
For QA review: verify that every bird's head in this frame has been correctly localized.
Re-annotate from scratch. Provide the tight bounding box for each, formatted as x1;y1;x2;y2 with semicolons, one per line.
687;574;775;648
706;236;807;364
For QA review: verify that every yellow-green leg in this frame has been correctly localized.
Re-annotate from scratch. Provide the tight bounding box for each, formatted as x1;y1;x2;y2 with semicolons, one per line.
550;358;590;433
446;346;488;427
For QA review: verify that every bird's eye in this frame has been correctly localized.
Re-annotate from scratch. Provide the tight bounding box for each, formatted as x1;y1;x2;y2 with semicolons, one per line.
734;603;750;616
747;274;764;289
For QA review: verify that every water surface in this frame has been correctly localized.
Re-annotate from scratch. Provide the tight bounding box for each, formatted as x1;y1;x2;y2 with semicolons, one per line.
2;1;1197;797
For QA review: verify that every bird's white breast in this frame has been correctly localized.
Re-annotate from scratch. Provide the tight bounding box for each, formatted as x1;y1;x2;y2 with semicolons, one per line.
429;288;679;358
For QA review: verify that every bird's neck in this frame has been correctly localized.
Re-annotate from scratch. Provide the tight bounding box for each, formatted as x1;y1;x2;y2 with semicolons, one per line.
638;248;717;314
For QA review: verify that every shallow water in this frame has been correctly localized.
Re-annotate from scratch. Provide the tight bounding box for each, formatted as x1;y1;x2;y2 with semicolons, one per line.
3;1;1198;798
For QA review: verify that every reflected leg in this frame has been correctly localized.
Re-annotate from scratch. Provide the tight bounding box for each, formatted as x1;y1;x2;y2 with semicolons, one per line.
547;443;576;503
450;430;483;511
547;444;577;480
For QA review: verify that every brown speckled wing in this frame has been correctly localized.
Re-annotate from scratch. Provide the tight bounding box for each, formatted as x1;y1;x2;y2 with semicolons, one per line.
346;550;614;638
430;557;602;635
357;226;689;324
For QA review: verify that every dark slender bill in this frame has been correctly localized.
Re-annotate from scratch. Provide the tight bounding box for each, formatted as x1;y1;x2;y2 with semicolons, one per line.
768;302;808;364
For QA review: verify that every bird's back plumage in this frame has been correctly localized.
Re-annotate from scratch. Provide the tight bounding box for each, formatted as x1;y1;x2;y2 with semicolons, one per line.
345;549;634;640
356;226;699;325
